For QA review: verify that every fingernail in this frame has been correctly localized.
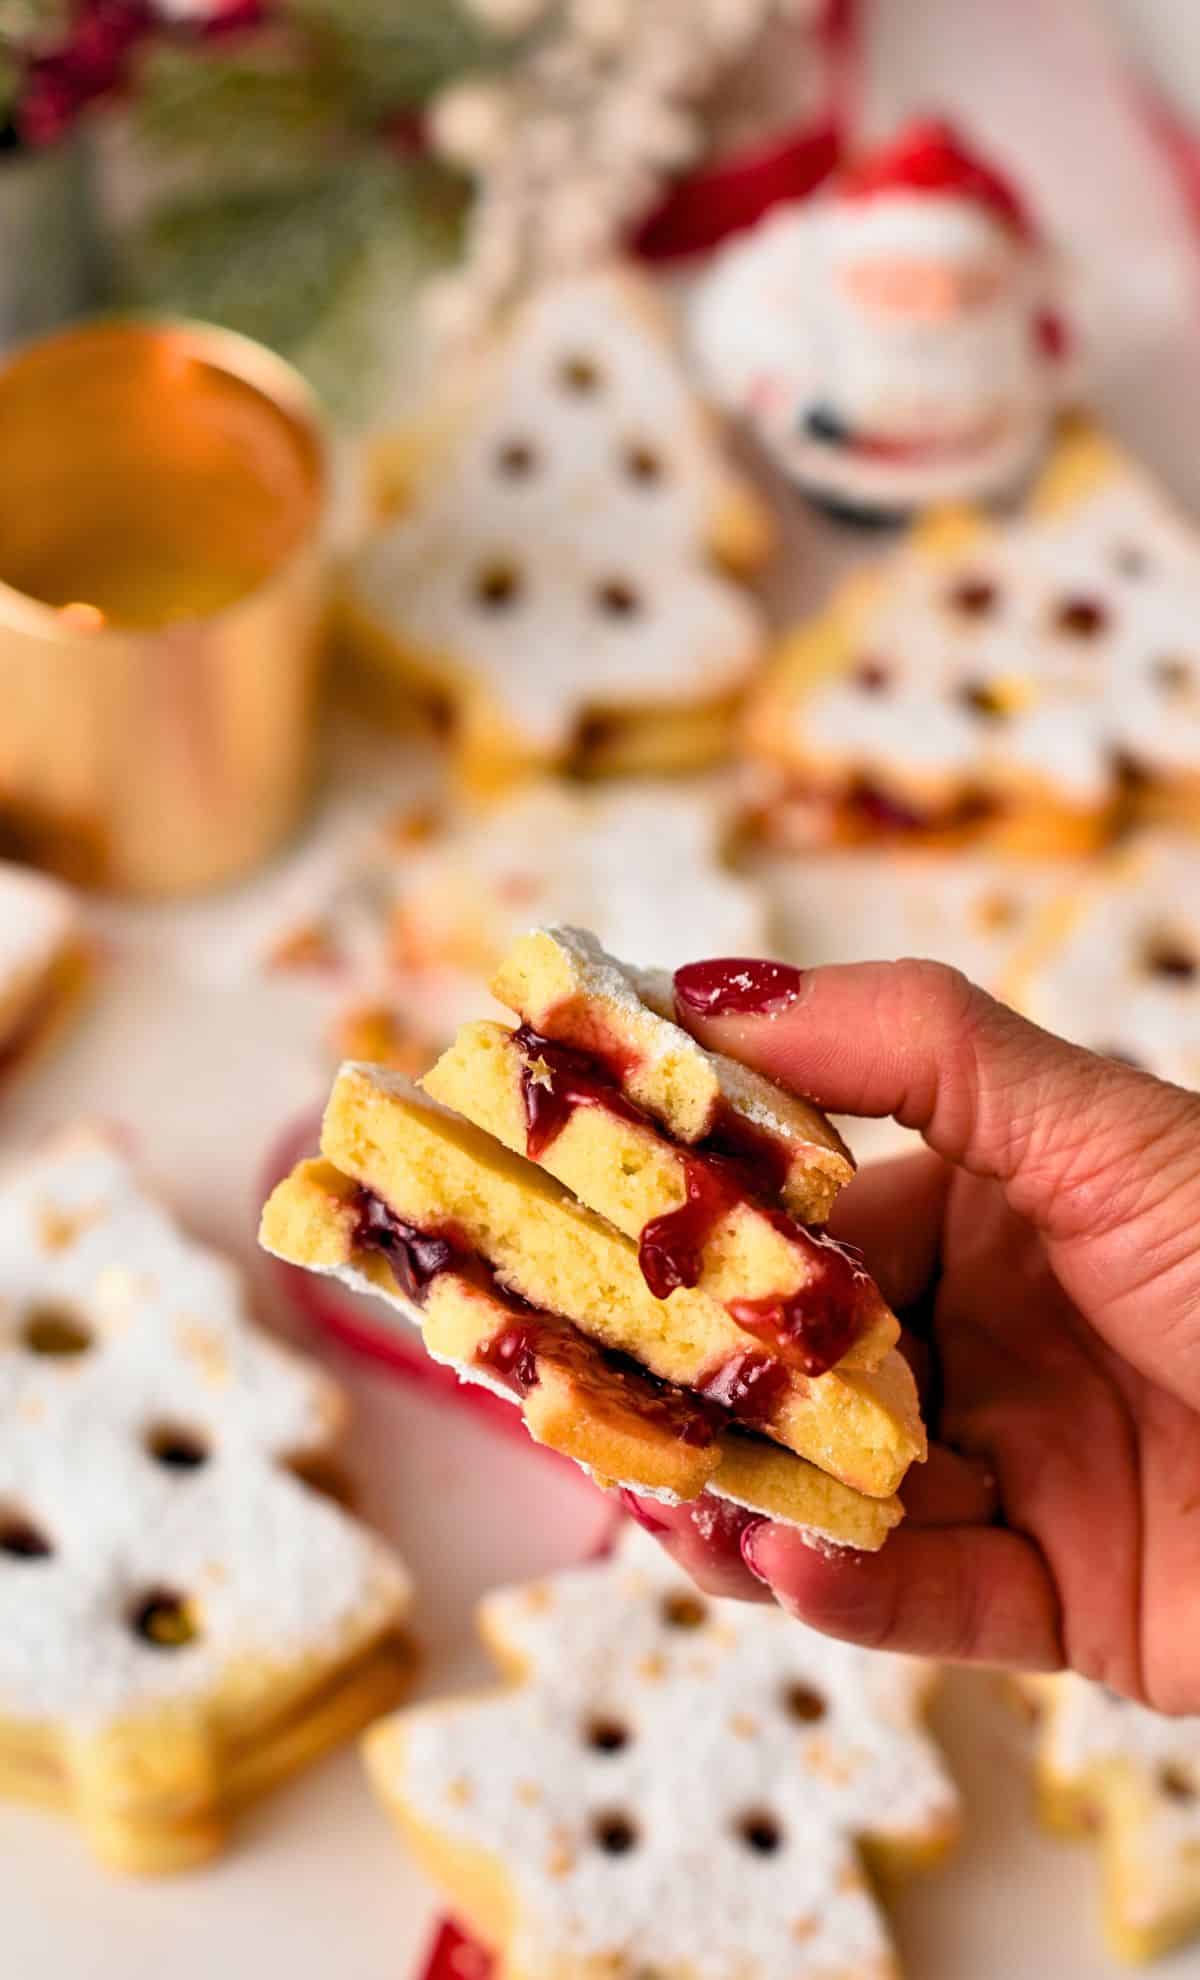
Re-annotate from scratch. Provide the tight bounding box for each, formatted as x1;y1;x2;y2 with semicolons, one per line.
739;1518;771;1582
618;1489;671;1535
674;959;805;1017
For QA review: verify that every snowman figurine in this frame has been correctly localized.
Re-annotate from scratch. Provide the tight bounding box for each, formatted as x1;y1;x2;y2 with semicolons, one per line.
692;118;1075;523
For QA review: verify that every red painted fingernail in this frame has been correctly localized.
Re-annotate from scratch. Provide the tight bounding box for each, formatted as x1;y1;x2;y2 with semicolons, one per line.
674;959;805;1017
739;1518;772;1582
618;1489;671;1535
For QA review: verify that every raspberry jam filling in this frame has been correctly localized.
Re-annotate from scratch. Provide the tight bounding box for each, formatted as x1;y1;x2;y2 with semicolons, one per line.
844;779;996;839
351;1186;797;1441
513;1023;647;1161
510;1024;867;1377
352;1190;463;1304
477;1317;722;1449
695;1349;793;1430
729;1222;869;1377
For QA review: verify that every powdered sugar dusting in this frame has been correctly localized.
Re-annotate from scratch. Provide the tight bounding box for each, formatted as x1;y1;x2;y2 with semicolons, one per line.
773;447;1200;811
352;270;765;753
0;1130;409;1728
1031;1673;1200;1933
1017;835;1200;1090
390;1527;957;1979
545;928;841;1156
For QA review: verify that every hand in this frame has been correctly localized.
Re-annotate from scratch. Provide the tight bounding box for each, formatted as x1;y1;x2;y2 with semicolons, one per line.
625;957;1200;1714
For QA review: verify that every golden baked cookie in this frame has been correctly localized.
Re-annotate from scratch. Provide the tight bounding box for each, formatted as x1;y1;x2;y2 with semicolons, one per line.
0;1128;413;1873
1021;1673;1200;1963
366;1527;960;1980
343;267;772;793
742;421;1200;853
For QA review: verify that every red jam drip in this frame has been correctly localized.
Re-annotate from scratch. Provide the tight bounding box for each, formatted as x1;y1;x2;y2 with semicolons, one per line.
474;1314;720;1449
638;1108;794;1301
696;1350;791;1430
728;1234;869;1378
639;1153;739;1299
476;1320;542;1395
352;1189;459;1305
513;1023;649;1160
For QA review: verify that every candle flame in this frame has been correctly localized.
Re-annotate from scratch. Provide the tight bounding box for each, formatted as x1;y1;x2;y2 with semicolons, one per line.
60;602;106;631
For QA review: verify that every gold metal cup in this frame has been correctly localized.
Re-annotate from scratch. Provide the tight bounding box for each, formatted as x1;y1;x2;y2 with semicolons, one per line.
0;319;329;896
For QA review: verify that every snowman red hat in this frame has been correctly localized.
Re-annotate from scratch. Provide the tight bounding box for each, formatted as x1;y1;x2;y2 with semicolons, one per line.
692;117;1075;518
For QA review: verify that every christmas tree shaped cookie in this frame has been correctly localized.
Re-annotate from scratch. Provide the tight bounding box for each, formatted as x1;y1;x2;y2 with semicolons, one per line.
1023;1673;1200;1962
346;266;772;791
261;927;925;1549
743;423;1200;854
0;1128;413;1873
366;1526;960;1980
1006;834;1200;1088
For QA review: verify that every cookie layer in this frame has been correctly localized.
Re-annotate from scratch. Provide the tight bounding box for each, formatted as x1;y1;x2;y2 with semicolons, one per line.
263;1063;921;1498
423;1019;889;1375
261;1156;903;1551
491;928;855;1215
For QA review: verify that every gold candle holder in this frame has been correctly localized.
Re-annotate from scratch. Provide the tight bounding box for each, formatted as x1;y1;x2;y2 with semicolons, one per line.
0;319;330;897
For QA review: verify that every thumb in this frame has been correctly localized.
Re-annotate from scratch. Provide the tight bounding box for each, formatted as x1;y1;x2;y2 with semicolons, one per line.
673;957;1200;1406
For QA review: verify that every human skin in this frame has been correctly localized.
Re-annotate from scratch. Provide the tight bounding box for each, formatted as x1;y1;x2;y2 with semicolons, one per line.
623;956;1200;1715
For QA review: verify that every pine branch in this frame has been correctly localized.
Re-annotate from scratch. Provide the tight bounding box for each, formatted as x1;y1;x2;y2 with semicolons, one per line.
117;154;467;419
128;35;348;180
281;0;522;121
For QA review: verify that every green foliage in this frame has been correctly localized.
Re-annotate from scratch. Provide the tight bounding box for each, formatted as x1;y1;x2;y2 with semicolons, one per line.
108;0;530;422
128;36;346;187
283;0;511;122
118;154;467;420
0;45;20;124
0;0;71;50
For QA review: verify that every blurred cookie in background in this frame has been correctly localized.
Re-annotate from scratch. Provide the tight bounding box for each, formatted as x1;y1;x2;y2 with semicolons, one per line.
343;267;772;793
741;423;1200;856
1021;1672;1200;1963
0;1127;413;1873
366;1526;960;1980
1008;834;1200;1088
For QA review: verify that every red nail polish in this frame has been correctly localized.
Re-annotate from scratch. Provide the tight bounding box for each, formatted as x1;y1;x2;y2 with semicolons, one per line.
618;1489;671;1535
674;959;805;1017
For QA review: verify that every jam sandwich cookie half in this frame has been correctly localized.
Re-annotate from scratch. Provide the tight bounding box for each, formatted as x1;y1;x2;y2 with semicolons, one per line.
0;1128;413;1873
1005;834;1200;1089
365;1526;961;1980
0;862;89;1092
742;423;1200;855
260;928;927;1547
343;266;772;793
1021;1674;1200;1963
